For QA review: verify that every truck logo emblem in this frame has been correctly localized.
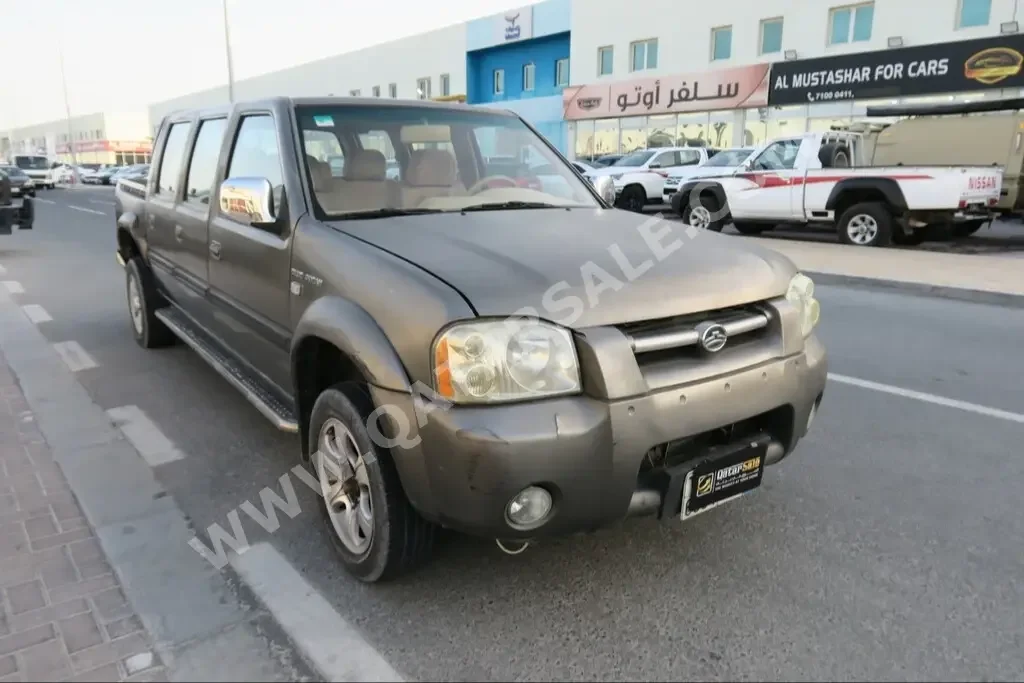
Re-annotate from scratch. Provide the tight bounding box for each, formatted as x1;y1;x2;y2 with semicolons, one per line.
696;322;728;353
577;97;603;111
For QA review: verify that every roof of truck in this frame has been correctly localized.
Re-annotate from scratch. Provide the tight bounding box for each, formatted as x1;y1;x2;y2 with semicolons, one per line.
163;95;516;122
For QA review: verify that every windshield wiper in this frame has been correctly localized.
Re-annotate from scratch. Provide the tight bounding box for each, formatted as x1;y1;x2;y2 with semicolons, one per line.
460;201;567;212
331;207;445;220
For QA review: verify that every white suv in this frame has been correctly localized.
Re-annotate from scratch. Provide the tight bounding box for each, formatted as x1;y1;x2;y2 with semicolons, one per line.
585;147;710;212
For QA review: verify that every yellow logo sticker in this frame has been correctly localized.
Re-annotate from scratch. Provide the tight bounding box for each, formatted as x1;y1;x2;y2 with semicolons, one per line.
741;456;762;473
696;474;714;497
965;47;1024;85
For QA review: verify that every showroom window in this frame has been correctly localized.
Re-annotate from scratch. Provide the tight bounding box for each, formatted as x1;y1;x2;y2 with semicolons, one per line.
598;46;614;76
630;39;658;72
711;26;732;61
760;18;784;54
523;63;536;92
958;0;991;27
556;58;570;87
829;2;874;44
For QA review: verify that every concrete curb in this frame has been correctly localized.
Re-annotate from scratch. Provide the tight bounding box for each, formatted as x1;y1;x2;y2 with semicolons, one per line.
0;289;315;682
805;271;1024;309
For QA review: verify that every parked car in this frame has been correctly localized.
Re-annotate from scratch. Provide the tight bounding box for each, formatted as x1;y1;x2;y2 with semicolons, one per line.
572;160;595;175
111;164;149;185
93;166;124;185
670;131;1002;246
662;147;755;201
0;165;37;198
586;147;715;212
115;96;827;582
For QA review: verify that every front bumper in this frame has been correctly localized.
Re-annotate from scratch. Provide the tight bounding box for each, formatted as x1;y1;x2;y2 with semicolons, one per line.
373;334;827;540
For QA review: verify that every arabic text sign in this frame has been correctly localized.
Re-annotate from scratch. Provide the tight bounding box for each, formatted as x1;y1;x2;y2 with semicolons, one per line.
495;5;533;44
562;63;770;120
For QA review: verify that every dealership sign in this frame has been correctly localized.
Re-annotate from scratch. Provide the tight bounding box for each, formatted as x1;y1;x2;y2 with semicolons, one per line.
562;63;770;120
769;34;1024;106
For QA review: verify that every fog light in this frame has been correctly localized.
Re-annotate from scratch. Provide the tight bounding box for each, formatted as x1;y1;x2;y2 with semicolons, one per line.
505;486;553;529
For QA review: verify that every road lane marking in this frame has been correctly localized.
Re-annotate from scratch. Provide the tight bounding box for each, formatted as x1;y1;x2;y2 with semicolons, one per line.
88;199;115;206
69;205;106;215
107;405;186;466
232;542;403;682
828;373;1024;425
52;341;98;372
21;305;52;324
2;281;25;294
34;198;56;205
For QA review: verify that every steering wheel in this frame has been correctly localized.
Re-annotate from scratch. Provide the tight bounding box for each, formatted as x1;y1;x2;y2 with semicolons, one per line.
467;175;519;194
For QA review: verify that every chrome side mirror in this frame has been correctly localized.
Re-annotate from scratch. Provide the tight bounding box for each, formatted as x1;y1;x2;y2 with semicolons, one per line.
593;175;616;206
219;177;277;227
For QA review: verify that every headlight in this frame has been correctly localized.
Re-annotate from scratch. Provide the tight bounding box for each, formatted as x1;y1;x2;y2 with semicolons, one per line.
786;273;821;337
433;320;581;404
23;180;34;188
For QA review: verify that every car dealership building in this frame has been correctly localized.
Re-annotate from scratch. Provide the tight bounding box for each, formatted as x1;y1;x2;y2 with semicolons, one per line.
140;0;1024;162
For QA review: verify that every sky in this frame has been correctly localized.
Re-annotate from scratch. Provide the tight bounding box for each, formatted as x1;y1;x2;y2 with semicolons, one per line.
0;0;540;130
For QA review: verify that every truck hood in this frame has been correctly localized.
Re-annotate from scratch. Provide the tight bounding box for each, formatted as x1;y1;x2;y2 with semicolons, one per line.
336;209;797;328
586;165;644;179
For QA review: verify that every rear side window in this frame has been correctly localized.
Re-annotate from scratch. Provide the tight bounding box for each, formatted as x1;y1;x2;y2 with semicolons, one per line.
184;118;227;205
156;123;191;197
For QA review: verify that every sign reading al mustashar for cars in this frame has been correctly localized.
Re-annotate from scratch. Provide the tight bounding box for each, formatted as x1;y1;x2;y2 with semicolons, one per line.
768;33;1024;106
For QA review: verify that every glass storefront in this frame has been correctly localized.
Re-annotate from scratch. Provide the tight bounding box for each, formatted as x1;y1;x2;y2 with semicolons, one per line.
571;86;1024;161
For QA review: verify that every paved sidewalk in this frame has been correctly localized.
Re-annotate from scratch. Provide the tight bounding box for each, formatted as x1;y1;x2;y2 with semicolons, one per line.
753;237;1024;300
0;354;163;682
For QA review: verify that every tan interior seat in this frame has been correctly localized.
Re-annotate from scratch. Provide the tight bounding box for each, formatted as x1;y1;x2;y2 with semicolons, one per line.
315;150;399;214
306;155;334;193
402;149;466;208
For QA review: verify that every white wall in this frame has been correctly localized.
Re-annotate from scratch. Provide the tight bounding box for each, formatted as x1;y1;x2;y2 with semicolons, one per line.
148;24;468;126
570;0;1021;83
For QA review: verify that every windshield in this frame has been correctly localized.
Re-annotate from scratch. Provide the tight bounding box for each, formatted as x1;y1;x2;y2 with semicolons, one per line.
612;150;655;167
14;156;49;170
0;166;27;177
297;105;599;217
703;149;754;168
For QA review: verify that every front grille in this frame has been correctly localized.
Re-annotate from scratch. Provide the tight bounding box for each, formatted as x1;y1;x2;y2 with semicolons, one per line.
619;303;771;356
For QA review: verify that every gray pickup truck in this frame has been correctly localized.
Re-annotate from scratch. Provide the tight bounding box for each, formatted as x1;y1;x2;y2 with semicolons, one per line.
114;97;827;582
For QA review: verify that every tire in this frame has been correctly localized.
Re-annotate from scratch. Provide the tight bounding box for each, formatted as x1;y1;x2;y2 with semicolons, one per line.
818;143;851;169
309;384;436;583
617;185;646;213
18;198;34;230
953;220;986;238
732;221;768;235
681;192;724;232
125;257;175;348
836;202;893;247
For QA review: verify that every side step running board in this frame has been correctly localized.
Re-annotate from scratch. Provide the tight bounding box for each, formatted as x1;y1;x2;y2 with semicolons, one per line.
154;307;299;433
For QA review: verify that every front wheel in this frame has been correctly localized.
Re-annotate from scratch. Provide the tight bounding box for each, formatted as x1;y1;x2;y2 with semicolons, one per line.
309;384;436;583
681;193;724;232
617;185;646;213
837;202;893;247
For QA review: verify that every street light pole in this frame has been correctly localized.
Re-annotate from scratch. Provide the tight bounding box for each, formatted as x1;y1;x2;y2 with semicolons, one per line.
222;0;235;103
57;46;78;168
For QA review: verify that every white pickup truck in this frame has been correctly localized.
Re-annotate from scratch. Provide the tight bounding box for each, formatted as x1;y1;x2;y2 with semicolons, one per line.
586;146;714;212
668;131;1003;247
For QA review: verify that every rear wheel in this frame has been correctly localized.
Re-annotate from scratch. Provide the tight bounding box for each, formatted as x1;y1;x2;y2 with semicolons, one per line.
125;258;175;348
309;384;436;582
837;202;893;247
681;193;725;232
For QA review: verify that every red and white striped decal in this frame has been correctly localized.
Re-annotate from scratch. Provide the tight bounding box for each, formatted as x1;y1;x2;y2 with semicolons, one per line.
734;173;934;190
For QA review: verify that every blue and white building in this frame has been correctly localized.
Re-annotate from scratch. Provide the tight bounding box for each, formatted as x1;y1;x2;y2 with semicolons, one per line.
464;0;572;154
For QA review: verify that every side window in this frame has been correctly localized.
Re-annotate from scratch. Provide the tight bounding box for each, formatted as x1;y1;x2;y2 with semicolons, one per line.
156;122;191;197
227;115;283;190
184;118;227;205
751;139;801;171
651;151;677;168
679;149;702;166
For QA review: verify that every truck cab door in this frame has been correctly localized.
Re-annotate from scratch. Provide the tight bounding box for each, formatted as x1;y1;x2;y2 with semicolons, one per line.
727;137;803;220
206;111;293;393
145;119;196;306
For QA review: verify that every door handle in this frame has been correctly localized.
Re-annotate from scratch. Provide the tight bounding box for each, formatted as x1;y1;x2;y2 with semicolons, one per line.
174;225;184;242
209;241;222;260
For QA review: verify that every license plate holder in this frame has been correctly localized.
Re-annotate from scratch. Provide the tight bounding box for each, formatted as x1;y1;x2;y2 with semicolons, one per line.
680;439;767;521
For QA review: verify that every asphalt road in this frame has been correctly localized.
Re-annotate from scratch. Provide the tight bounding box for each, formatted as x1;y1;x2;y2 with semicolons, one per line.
3;187;1024;681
